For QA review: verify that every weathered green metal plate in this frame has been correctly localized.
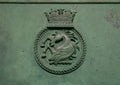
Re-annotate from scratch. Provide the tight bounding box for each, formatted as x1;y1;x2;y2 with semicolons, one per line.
0;3;120;85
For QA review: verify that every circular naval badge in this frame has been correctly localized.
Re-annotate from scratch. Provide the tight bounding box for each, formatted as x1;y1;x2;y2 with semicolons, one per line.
34;28;86;75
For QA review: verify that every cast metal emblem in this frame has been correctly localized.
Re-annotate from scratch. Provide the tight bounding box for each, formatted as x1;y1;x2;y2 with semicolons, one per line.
34;9;86;75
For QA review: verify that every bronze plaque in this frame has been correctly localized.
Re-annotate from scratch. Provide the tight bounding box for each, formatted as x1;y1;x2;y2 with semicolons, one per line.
0;2;120;85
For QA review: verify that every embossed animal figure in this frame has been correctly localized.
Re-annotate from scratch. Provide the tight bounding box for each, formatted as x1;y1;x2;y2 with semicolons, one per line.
41;31;79;65
49;31;79;65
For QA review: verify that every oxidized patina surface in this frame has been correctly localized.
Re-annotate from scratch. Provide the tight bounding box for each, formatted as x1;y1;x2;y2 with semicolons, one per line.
0;3;120;85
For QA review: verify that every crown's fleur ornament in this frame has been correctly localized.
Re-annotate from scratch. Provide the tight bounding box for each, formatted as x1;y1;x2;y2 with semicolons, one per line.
34;9;86;75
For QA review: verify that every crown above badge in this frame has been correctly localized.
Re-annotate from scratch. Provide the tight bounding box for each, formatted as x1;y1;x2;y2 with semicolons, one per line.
44;9;77;27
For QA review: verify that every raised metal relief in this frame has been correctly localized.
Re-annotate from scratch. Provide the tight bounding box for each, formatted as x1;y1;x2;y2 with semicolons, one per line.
34;9;86;75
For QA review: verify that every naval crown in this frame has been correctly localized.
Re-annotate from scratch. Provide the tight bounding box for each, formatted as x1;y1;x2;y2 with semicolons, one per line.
44;9;77;27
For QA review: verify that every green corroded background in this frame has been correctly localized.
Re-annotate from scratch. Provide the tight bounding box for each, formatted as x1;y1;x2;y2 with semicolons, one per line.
0;4;120;85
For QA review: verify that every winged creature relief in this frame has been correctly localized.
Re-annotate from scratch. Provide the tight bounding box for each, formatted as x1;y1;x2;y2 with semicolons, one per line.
41;30;79;65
